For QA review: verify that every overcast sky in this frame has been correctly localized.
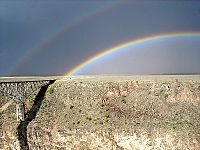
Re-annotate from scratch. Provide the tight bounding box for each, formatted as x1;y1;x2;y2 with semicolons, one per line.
0;0;200;76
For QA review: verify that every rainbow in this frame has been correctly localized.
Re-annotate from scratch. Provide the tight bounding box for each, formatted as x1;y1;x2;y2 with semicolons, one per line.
8;2;122;75
47;31;200;93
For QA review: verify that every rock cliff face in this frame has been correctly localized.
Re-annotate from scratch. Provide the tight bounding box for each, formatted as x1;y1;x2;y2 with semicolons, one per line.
1;76;200;150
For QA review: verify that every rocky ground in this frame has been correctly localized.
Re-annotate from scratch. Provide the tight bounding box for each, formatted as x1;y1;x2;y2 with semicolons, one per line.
0;75;200;150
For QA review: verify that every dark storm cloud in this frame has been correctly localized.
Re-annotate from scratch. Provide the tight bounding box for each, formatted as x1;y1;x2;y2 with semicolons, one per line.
0;0;200;76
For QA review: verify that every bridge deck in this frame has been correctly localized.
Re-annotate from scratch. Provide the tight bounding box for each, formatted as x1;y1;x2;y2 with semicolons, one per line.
0;76;62;82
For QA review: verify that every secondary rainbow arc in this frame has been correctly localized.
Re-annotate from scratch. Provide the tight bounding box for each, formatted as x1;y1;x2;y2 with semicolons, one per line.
47;32;200;93
8;2;122;75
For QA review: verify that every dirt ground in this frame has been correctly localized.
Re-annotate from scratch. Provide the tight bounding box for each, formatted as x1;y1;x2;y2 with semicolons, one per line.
0;75;200;149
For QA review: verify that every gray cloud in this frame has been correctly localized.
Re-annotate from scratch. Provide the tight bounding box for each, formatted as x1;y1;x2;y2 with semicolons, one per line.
1;0;200;76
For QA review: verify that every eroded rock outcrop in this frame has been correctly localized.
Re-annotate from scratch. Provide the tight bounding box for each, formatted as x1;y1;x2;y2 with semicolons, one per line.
1;76;200;149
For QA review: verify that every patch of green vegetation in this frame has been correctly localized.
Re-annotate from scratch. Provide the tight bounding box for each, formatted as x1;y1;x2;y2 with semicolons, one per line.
154;89;167;98
44;112;51;116
177;120;193;126
154;92;159;96
121;95;127;104
164;93;169;99
86;116;92;121
101;104;105;107
168;120;193;129
174;88;179;96
100;107;111;119
99;121;103;125
105;114;110;118
69;105;74;109
48;88;54;94
93;118;105;125
160;89;164;94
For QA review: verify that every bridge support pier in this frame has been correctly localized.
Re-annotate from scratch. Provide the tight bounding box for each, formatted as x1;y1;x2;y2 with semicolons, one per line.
16;103;25;121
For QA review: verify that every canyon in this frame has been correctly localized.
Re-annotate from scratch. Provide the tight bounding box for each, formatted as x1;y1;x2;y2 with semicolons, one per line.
0;75;200;150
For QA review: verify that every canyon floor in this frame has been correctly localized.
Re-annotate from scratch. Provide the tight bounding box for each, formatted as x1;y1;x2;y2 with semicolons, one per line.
0;75;200;150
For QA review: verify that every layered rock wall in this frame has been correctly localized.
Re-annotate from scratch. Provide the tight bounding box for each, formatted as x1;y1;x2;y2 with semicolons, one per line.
0;76;200;150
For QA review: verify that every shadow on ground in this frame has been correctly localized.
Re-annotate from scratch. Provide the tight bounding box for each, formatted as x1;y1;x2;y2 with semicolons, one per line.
17;80;55;150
